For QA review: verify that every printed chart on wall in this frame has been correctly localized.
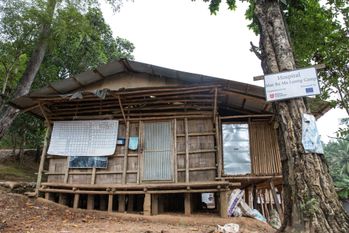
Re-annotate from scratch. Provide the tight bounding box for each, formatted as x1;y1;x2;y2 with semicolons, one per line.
47;120;118;156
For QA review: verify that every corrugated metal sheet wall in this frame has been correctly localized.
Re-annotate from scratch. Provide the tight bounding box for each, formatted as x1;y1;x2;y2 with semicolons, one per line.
143;121;173;180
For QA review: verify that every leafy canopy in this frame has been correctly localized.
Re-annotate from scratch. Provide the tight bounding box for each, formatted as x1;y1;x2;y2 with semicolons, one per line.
0;0;134;149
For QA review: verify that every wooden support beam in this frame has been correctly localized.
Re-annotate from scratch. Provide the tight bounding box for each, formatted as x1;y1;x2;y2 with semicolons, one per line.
58;193;67;205
151;194;159;215
45;192;54;201
219;190;228;218
87;195;94;210
215;116;222;178
220;114;273;120
108;194;114;212
184;193;191;216
91;167;96;184
118;194;126;212
137;121;142;184
262;190;269;219
22;103;40;113
184;118;190;183
39;103;51;124
100;196;107;210
143;193;151;216
173;119;178;183
123;121;130;184
127;195;134;212
252;184;257;209
259;191;265;217
73;193;80;209
270;180;283;221
213;88;218;124
117;94;127;123
244;187;250;205
35;125;52;196
64;157;69;184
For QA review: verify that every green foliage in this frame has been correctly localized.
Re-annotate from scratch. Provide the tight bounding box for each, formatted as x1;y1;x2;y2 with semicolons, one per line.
0;0;134;149
200;0;349;136
300;196;319;218
324;136;349;198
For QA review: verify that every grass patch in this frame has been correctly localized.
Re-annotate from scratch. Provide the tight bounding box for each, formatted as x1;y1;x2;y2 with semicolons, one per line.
0;164;36;182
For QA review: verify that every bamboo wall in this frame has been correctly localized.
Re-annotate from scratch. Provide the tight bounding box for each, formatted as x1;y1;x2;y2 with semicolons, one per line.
46;117;217;185
249;121;282;175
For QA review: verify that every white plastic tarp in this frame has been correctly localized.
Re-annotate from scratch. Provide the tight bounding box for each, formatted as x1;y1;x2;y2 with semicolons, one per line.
48;120;118;156
302;113;324;154
223;124;251;175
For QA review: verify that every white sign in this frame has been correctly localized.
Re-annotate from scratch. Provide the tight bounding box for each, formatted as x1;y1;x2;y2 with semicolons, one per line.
264;67;320;102
48;120;118;156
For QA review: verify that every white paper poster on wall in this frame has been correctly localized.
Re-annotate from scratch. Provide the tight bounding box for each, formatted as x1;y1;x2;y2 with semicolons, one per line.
48;120;118;156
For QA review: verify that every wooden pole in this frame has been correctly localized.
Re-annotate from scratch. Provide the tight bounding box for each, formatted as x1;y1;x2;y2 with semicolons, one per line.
252;184;257;209
151;194;159;215
73;193;80;209
173;119;178;183
108;194;114;212
270;180;283;221
215;116;222;178
123;121;130;184
219;190;228;218
213;88;218;124
143;193;151;216
87;195;94;210
35;125;52;196
184;118;189;183
127;195;134;212
184;193;191;216
118;194;126;212
91;167;96;184
117;94;127;123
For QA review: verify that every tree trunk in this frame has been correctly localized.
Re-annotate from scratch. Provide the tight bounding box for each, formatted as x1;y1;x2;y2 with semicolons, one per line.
254;1;349;232
0;0;57;139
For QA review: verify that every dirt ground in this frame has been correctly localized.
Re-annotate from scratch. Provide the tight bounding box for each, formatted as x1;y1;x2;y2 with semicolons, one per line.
0;190;275;233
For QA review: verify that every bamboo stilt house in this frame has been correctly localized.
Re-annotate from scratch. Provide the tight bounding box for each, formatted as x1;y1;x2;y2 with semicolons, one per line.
10;60;330;217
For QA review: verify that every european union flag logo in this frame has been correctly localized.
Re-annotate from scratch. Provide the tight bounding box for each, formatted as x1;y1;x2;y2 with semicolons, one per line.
305;87;314;93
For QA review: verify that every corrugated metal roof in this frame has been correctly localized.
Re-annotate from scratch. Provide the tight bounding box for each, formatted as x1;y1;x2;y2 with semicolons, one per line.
10;59;330;118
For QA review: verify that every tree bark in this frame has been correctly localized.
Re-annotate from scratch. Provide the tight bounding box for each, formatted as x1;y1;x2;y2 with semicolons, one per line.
254;1;349;232
0;0;57;139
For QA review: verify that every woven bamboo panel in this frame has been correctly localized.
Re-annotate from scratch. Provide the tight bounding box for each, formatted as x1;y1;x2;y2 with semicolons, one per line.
249;121;281;175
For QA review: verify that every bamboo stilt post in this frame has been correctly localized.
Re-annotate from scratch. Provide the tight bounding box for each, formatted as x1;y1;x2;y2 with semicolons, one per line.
123;121;130;184
137;120;142;184
184;118;189;183
252;184;257;209
262;190;269;219
215;116;222;178
213;87;218;124
269;189;274;210
259;191;265;217
220;190;228;218
143;193;151;216
73;193;80;209
87;195;94;210
35;124;52;196
151;194;159;215
173;119;178;183
108;194;113;212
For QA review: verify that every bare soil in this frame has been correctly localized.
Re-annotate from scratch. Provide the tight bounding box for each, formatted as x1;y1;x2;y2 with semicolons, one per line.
0;191;275;233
